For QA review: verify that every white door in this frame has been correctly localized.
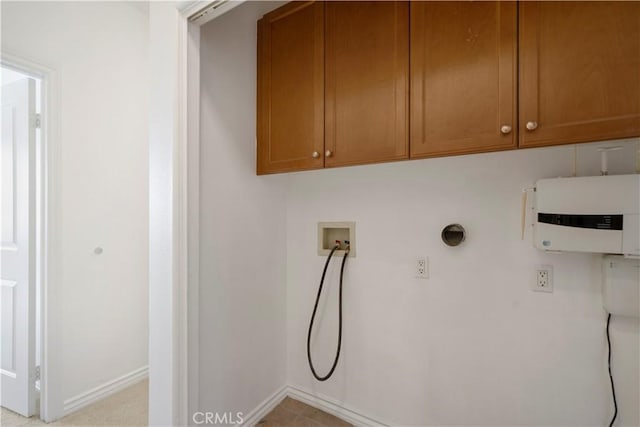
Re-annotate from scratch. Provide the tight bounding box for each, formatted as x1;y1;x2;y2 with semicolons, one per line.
0;77;36;417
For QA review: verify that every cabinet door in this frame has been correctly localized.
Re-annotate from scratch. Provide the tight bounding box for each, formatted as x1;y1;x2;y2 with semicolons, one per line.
257;2;324;174
519;1;640;148
325;1;409;167
410;2;517;158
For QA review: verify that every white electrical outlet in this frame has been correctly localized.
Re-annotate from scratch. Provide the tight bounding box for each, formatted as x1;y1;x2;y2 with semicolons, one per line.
416;257;429;279
533;265;553;292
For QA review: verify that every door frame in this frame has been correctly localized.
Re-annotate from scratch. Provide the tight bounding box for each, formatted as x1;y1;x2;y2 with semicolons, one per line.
148;1;244;425
1;53;60;422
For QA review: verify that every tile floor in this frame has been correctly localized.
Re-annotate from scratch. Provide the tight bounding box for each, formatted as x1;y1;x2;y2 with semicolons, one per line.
258;397;352;427
0;379;148;426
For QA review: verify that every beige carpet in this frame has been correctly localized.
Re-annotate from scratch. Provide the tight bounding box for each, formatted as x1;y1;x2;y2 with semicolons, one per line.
2;382;352;427
0;379;148;426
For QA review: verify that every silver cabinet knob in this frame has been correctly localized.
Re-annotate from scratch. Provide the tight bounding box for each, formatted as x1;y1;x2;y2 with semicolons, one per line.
325;150;333;158
500;125;512;134
312;151;320;159
526;121;538;131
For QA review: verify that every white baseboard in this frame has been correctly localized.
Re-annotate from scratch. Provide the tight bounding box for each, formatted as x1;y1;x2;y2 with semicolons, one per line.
285;386;388;427
62;365;148;416
240;383;387;427
241;385;288;427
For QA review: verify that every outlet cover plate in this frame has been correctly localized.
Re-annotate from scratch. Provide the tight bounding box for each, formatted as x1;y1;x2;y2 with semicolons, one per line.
416;257;429;279
533;264;553;293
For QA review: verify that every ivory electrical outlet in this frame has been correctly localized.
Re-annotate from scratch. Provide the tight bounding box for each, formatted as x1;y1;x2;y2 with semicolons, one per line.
533;265;553;292
416;257;429;279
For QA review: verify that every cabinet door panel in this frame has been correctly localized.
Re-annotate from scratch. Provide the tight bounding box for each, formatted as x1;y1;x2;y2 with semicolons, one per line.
411;1;517;158
519;1;640;148
257;2;324;174
325;1;409;167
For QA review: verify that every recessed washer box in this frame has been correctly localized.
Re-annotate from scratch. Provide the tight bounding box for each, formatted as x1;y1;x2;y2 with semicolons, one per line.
317;222;355;257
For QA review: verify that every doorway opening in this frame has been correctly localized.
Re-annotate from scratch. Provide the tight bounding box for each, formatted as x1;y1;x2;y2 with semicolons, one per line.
1;63;44;421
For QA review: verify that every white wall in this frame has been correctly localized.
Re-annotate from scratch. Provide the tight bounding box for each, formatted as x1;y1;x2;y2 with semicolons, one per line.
286;140;640;426
198;1;288;422
2;1;149;420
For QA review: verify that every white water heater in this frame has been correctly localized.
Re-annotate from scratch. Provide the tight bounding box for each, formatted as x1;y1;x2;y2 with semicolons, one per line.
534;174;640;257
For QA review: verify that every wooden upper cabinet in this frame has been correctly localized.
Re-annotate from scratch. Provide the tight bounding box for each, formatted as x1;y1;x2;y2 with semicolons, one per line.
256;1;640;175
410;1;517;158
519;1;640;148
325;1;409;167
257;2;324;175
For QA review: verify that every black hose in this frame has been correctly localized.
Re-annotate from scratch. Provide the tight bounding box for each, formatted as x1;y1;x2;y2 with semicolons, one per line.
307;245;349;381
606;313;617;427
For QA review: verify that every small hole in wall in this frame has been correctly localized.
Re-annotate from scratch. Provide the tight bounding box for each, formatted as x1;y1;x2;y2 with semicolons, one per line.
441;224;466;247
